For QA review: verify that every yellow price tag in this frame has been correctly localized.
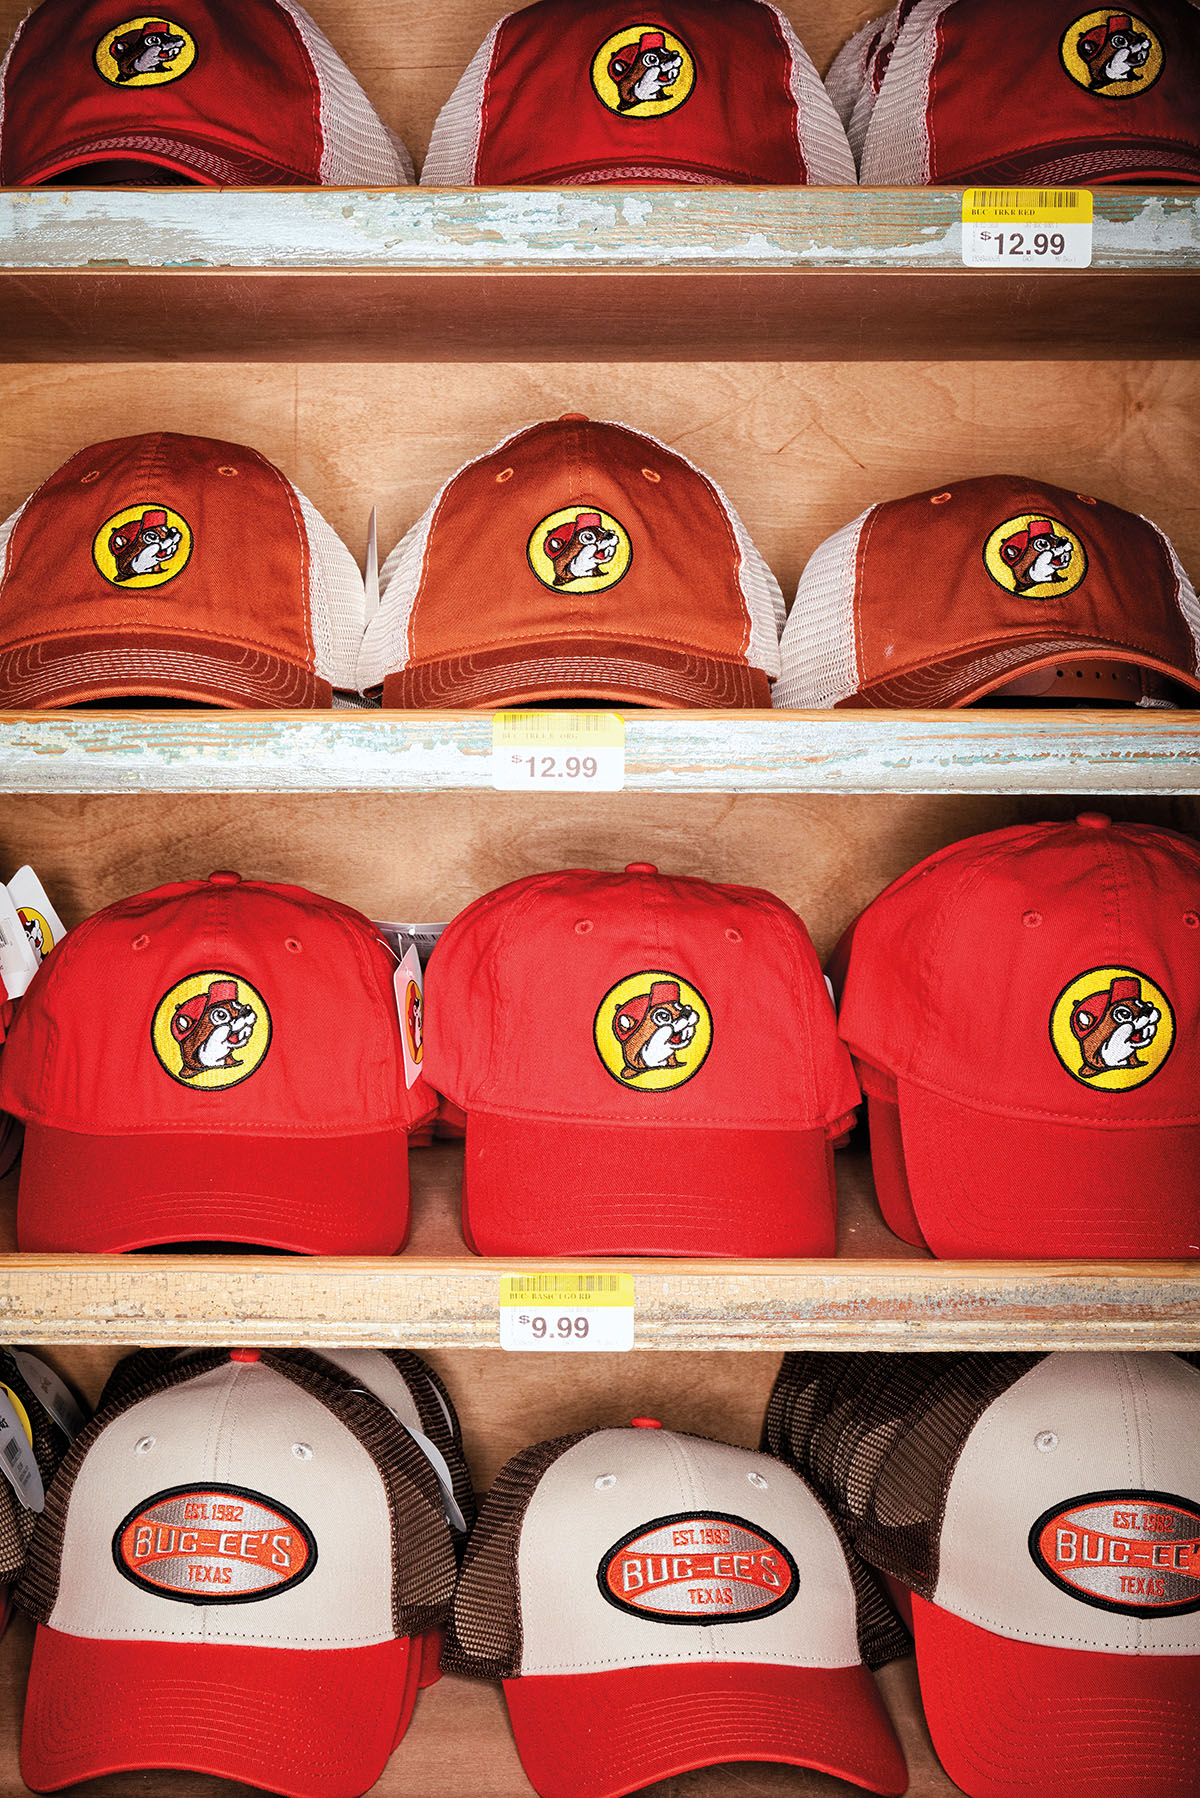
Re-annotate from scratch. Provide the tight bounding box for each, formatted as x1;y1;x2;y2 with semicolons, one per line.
962;189;1093;268
491;711;626;791
499;1271;635;1351
962;188;1094;224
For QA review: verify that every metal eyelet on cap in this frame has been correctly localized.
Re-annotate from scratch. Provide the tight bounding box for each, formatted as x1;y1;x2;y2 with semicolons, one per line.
642;468;661;484
80;470;101;484
134;1436;155;1455
1185;913;1200;930
930;492;952;505
217;466;238;477
495;467;514;484
285;938;302;954
575;920;593;935
595;1474;617;1490
747;1471;768;1489
1023;911;1042;928
1076;494;1097;505
1035;1432;1059;1453
292;1443;314;1462
132;933;150;951
725;928;743;944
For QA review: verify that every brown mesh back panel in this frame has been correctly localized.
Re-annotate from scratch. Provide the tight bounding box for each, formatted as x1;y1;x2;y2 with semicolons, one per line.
18;1349;457;1637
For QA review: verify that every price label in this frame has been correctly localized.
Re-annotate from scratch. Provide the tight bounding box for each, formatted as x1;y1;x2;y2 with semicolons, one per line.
962;188;1093;269
499;1271;635;1352
491;712;625;792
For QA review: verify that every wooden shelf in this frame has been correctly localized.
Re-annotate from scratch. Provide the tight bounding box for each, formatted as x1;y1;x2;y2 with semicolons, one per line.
1;187;1197;361
1;708;1198;796
0;1147;1194;1352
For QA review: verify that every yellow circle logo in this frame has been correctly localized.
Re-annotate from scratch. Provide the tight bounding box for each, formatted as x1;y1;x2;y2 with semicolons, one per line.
17;908;53;961
0;1383;33;1447
94;18;197;87
591;25;696;118
152;972;271;1091
1061;12;1163;97
528;506;632;593
594;971;712;1091
1050;966;1174;1091
93;504;192;590
983;513;1088;601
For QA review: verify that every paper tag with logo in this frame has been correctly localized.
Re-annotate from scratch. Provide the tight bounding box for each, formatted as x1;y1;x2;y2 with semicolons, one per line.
114;1485;316;1604
491;712;625;793
0;1384;44;1513
403;1424;467;1534
499;1271;635;1352
5;1350;86;1442
394;945;425;1090
1030;1491;1200;1616
599;1513;797;1622
6;867;66;964
962;189;1093;269
0;883;41;1000
373;921;447;970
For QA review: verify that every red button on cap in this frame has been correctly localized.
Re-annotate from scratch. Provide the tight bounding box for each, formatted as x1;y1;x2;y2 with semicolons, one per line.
558;413;588;422
1076;813;1112;830
208;870;242;885
631;1417;663;1429
626;863;658;875
230;1348;260;1363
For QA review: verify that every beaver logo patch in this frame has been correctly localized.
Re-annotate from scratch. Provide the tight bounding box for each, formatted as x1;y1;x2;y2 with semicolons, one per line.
594;970;711;1092
114;1484;316;1606
1050;966;1174;1091
591;24;696;118
599;1513;797;1624
983;512;1088;601
95;17;197;87
152;971;271;1091
93;503;192;590
1030;1492;1200;1617
1061;12;1164;97
527;505;632;593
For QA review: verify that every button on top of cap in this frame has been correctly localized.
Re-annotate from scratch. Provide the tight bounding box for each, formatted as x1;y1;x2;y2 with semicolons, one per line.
208;871;242;885
631;1417;663;1429
230;1348;260;1363
625;863;658;875
558;413;588;422
1075;813;1112;831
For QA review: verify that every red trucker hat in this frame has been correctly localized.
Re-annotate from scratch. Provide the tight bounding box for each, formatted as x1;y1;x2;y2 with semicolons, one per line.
0;0;412;185
421;0;855;186
423;862;860;1256
0;432;365;708
834;813;1200;1258
774;475;1200;709
445;1418;909;1798
766;1349;1200;1798
359;416;785;709
858;0;1200;185
0;871;435;1253
16;1347;458;1797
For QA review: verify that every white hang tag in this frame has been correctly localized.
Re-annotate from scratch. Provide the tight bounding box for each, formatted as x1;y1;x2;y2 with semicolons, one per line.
394;945;425;1090
374;921;447;970
6;867;66;964
402;1423;468;1534
7;1350;86;1441
364;506;380;624
0;885;41;1000
0;1385;44;1512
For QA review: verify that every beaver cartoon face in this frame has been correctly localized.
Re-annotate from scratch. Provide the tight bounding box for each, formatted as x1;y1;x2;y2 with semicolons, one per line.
170;980;257;1081
612;979;699;1080
1071;976;1159;1077
608;31;684;109
108;509;182;582
543;512;620;587
109;21;187;80
21;914;44;958
999;521;1074;593
1077;14;1152;87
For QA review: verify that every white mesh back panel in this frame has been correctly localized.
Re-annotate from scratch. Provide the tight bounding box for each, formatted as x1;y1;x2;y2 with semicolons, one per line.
294;486;366;689
825;12;891;129
763;6;857;185
420;19;504;186
0;499;27;581
859;0;951;186
279;0;414;185
1153;515;1200;676
774;507;872;709
360;422;784;692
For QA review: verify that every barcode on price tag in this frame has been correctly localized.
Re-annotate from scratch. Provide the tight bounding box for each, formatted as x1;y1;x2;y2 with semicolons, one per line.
499;1271;635;1352
962;187;1093;268
491;712;626;792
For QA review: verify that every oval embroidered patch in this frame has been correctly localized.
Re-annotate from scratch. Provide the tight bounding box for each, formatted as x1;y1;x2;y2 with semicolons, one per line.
1030;1490;1200;1617
598;1512;797;1624
114;1484;316;1605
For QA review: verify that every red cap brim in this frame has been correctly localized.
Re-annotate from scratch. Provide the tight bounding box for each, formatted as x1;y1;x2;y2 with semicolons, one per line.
16;1123;412;1254
504;1662;907;1798
21;1626;417;1798
462;1113;837;1256
877;1081;1200;1258
911;1595;1200;1798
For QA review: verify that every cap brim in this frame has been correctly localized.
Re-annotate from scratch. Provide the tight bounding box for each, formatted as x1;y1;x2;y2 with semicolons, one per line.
504;1662;908;1798
462;1112;836;1255
946;143;1200;187
0;632;328;709
880;1079;1200;1258
16;1123;412;1254
382;639;770;710
849;641;1200;710
911;1594;1200;1798
21;1625;416;1798
18;135;308;187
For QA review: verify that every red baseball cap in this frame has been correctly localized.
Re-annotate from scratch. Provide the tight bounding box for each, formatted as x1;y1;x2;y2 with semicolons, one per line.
858;0;1200;184
834;814;1200;1257
445;1420;909;1797
423;863;859;1256
0;871;435;1252
16;1347;458;1797
360;416;785;709
775;475;1200;709
422;0;855;185
767;1349;1200;1798
0;0;411;185
0;433;365;708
